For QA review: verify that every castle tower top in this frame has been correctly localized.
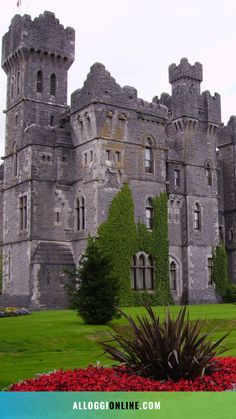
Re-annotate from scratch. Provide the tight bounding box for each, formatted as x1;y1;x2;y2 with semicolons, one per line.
2;11;75;72
169;57;203;84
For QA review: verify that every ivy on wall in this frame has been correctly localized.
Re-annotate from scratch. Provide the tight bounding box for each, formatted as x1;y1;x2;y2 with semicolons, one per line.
98;183;137;305
98;184;173;306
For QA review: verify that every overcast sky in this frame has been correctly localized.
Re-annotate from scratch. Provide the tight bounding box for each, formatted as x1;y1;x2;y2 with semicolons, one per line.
0;0;236;158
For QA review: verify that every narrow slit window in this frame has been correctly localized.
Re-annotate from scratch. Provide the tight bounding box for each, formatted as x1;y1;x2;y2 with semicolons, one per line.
174;169;180;187
50;73;56;96
194;203;201;231
170;261;177;290
36;70;43;93
208;258;213;285
76;197;85;231
145;198;154;230
19;195;27;230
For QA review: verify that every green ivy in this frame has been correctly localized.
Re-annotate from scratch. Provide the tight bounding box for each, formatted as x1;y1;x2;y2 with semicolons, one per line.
98;183;137;305
98;185;173;306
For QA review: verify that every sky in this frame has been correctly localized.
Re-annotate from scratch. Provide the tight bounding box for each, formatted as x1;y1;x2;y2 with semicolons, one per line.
0;0;236;158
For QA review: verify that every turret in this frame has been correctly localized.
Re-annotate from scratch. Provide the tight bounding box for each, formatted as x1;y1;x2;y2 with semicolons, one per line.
1;11;75;154
168;58;202;120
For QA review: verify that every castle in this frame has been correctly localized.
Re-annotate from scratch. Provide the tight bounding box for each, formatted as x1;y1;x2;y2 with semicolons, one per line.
0;11;235;308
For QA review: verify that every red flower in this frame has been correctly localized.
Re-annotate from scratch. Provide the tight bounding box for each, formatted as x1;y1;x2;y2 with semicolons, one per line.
9;357;236;392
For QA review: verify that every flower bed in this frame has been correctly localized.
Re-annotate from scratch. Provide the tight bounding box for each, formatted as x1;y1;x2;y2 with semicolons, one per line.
9;357;236;392
0;307;30;318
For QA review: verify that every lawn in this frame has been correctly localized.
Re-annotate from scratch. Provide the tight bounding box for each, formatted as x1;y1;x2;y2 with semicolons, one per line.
0;303;235;390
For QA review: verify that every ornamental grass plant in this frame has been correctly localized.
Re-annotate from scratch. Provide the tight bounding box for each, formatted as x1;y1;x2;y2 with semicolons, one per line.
101;304;230;382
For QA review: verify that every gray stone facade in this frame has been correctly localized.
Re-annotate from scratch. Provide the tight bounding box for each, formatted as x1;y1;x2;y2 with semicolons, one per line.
0;11;233;308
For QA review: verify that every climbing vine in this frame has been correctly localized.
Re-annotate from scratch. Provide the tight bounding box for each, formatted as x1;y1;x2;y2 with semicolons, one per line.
98;183;137;305
98;185;173;306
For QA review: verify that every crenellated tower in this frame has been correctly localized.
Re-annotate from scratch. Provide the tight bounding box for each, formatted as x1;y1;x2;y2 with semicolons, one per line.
0;12;75;308
160;58;221;304
2;11;75;155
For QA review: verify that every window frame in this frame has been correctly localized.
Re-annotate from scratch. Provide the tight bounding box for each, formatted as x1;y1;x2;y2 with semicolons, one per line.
207;257;213;286
50;73;56;96
145;198;154;230
131;252;154;291
144;137;154;174
76;196;85;231
193;203;201;231
19;195;28;231
36;70;43;93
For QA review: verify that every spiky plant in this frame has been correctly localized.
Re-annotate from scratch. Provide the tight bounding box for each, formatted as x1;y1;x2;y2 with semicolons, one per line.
101;305;230;381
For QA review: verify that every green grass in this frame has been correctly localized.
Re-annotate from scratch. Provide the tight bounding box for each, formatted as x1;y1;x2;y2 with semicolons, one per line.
0;303;235;390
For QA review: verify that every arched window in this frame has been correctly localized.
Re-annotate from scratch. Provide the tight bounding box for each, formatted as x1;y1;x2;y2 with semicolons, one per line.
13;143;18;177
36;70;43;93
193;203;201;231
206;161;212;186
146;256;154;290
169;261;177;290
131;252;154;290
76;196;85;231
50;73;56;96
145;198;154;229
145;138;153;173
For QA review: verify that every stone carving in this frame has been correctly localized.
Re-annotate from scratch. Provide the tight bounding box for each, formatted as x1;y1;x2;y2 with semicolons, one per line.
105;169;122;188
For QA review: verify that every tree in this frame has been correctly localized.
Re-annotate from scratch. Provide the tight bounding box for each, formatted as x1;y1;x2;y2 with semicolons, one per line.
65;238;119;324
212;241;229;299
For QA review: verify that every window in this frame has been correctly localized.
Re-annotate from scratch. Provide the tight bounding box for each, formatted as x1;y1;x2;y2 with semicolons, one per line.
36;70;43;93
229;229;234;241
50;73;56;96
19;196;27;230
208;258;213;285
206;162;212;186
169;261;177;290
50;115;54;126
13;143;18;177
145;138;153;173
131;253;154;290
105;150;111;161
90;150;93;162
174;169;180;187
115;151;121;162
145;147;152;172
193;203;201;231
145;198;154;230
76;197;85;231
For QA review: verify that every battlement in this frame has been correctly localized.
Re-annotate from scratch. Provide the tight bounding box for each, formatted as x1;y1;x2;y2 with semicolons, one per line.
169;58;203;84
201;90;221;124
2;11;75;71
71;62;168;119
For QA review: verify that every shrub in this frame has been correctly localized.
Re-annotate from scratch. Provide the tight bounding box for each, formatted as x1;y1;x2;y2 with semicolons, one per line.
101;304;230;381
212;242;236;302
65;238;119;324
